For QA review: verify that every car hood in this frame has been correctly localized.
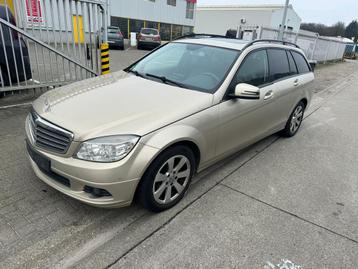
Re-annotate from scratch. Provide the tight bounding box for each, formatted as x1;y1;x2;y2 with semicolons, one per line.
33;71;213;141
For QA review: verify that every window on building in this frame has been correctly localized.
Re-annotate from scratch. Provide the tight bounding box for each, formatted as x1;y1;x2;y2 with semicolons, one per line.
172;24;183;39
186;2;194;19
234;50;269;87
167;0;176;6
160;23;171;41
267;49;290;81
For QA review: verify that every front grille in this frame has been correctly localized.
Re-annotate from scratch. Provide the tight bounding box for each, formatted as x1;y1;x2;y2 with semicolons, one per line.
29;111;73;154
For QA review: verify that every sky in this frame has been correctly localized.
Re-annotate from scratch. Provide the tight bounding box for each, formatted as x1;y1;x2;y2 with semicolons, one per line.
197;0;358;26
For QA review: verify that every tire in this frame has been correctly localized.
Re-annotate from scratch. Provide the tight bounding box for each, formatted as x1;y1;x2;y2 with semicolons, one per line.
280;101;306;137
137;43;141;50
137;145;196;212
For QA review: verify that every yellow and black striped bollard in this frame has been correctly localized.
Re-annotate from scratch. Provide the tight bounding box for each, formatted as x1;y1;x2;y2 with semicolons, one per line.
101;43;110;75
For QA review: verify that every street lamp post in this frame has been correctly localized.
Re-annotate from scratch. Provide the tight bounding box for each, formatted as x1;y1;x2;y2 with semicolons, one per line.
278;0;289;41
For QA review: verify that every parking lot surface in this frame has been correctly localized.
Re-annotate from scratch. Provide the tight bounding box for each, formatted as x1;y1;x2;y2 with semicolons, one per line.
0;54;358;268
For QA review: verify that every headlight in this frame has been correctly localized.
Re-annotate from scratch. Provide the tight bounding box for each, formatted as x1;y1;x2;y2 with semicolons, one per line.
76;135;140;162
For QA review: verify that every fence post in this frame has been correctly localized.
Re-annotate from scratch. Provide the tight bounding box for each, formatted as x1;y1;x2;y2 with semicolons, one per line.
311;35;318;61
101;43;110;74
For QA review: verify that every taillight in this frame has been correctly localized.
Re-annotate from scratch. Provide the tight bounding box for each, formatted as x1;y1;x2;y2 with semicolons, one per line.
118;32;123;38
154;36;160;41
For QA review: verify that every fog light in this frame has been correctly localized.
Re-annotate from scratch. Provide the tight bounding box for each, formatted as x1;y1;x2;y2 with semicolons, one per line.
84;186;112;198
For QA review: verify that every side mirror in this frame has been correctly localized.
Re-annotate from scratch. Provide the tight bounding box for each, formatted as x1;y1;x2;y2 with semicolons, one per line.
230;83;260;100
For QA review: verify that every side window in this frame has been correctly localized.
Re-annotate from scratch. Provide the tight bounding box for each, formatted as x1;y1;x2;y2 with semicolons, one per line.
235;50;269;87
286;50;298;75
267;49;290;81
291;51;311;74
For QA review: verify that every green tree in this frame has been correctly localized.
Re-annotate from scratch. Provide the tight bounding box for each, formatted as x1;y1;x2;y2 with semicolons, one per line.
345;20;358;42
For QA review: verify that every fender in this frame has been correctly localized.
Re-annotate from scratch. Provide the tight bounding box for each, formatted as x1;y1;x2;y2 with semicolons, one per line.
141;124;210;169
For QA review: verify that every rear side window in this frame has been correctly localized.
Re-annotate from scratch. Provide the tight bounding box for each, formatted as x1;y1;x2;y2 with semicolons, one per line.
141;29;158;35
235;50;269;87
267;49;290;81
291;51;311;74
286;50;298;75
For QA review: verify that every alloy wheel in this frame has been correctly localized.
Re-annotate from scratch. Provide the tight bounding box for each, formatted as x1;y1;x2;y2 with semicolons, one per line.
152;155;191;205
290;105;304;134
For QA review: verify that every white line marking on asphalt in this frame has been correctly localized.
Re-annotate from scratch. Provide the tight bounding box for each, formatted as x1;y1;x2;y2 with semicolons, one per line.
0;102;32;109
264;259;302;269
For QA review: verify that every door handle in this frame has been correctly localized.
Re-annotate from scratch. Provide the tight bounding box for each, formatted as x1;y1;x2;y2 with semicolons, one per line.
294;79;299;86
264;90;274;100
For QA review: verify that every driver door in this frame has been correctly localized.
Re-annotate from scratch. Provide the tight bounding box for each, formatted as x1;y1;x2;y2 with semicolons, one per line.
216;49;278;157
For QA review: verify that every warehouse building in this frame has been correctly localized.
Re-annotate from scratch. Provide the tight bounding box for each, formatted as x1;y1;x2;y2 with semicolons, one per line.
110;0;197;40
195;4;301;36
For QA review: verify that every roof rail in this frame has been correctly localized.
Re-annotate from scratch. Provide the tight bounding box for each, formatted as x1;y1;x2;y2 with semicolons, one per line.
242;39;300;50
174;33;230;41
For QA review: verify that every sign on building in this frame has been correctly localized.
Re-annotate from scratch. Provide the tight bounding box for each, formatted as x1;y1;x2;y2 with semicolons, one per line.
25;0;44;26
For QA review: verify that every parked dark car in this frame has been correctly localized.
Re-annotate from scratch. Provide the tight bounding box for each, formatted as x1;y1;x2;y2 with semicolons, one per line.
0;6;31;87
137;28;161;50
107;26;124;50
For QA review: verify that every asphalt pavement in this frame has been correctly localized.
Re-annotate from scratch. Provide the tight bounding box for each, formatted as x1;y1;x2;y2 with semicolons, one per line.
0;55;358;269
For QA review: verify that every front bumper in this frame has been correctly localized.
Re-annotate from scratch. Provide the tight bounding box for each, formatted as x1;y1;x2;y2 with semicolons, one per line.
25;114;160;208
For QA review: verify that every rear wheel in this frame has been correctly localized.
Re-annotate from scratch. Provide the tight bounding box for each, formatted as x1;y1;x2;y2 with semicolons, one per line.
280;101;305;137
137;145;195;212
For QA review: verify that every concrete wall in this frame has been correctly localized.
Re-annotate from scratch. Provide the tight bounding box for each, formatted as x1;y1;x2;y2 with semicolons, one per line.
110;0;195;27
195;8;272;35
270;8;301;32
195;5;301;36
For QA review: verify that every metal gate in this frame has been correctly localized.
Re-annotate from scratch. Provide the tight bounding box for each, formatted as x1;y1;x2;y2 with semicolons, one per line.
0;0;106;94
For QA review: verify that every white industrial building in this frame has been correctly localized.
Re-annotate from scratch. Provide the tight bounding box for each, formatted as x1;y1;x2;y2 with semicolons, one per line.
195;4;301;36
110;0;197;40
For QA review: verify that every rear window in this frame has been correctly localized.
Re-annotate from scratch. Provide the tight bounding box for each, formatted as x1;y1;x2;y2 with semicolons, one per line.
291;51;311;74
141;29;158;35
108;27;120;33
267;49;290;81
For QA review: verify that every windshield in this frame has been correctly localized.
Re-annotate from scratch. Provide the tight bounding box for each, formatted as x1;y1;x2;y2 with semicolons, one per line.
108;27;120;33
130;43;240;93
141;28;158;35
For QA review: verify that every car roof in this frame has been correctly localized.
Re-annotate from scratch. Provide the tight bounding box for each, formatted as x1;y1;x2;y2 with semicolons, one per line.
174;37;300;52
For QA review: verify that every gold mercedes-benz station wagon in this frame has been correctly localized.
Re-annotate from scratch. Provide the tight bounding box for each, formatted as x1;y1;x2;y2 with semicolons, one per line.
25;36;314;212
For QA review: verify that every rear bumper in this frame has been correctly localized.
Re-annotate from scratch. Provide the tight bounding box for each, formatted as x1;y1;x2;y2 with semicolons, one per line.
108;39;124;48
138;40;161;47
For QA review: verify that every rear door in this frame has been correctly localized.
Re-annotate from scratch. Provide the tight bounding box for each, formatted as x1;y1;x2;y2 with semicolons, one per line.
265;48;301;128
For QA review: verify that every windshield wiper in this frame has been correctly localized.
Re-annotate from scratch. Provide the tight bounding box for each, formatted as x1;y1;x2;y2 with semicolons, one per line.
145;73;186;88
128;70;144;78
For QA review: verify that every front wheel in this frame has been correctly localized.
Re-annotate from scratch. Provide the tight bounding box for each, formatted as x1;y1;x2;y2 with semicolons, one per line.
280;101;305;137
137;145;196;212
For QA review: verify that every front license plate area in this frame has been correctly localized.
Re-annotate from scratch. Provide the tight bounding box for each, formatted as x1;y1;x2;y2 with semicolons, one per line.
26;141;51;173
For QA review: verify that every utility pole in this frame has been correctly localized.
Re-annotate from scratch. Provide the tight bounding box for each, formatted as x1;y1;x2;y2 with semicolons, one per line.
278;0;289;41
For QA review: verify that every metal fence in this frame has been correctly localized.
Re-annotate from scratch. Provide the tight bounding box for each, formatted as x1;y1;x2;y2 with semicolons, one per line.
0;0;105;94
240;25;346;62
